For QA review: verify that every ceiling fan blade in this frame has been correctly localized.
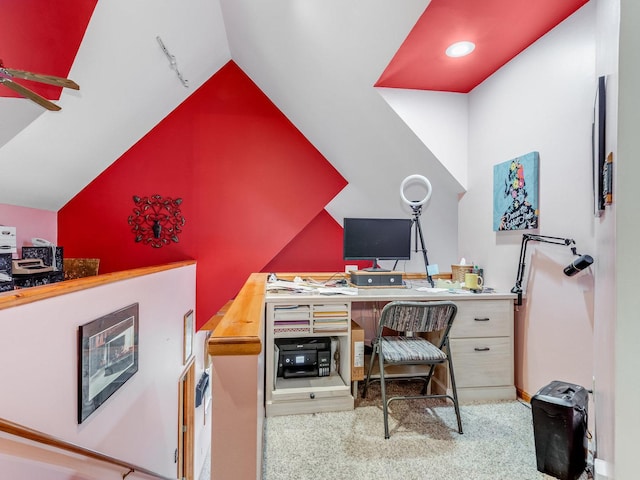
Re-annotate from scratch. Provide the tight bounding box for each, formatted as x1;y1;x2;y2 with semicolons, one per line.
2;67;79;90
0;78;61;111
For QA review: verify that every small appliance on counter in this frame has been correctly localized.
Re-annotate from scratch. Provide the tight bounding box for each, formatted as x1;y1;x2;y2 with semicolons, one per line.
0;253;13;292
12;242;64;288
0;226;17;254
12;258;54;275
275;337;332;379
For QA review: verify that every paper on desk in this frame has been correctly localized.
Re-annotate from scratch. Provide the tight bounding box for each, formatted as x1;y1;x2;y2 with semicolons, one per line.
415;287;450;293
316;287;358;296
266;280;315;291
266;280;358;295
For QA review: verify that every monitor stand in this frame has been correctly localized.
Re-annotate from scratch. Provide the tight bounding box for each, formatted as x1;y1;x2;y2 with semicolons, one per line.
363;259;390;272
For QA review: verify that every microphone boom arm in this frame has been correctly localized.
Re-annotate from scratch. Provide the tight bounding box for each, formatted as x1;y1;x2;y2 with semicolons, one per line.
511;234;575;305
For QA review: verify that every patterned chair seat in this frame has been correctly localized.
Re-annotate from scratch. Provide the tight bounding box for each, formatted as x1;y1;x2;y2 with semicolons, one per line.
381;336;447;363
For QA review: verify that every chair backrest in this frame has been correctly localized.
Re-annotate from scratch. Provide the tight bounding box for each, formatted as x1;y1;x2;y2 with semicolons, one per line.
377;301;458;345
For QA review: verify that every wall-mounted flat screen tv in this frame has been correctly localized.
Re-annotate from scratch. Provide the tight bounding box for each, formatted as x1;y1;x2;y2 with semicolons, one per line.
343;218;412;271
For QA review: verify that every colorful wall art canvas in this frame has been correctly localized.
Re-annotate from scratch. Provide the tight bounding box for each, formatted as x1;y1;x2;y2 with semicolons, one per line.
493;152;539;231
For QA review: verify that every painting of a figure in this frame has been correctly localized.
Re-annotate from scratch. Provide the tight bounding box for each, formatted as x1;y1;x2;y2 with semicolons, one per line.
493;152;539;231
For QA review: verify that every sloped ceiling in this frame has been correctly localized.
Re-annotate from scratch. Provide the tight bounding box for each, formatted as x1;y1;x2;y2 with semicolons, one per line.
0;0;96;100
0;0;96;147
0;0;231;211
377;0;589;92
0;0;588;211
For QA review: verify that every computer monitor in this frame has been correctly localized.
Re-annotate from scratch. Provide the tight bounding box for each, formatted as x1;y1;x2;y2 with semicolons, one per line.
343;218;412;271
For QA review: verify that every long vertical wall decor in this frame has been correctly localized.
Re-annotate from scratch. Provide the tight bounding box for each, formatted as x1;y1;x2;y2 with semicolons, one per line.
493;151;539;231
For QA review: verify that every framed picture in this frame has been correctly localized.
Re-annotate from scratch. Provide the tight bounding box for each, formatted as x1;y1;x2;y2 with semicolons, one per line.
183;309;194;364
593;75;606;216
78;303;139;424
493;151;539;231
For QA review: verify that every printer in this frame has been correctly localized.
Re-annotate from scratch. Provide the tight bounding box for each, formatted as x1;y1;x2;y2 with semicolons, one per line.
275;337;332;378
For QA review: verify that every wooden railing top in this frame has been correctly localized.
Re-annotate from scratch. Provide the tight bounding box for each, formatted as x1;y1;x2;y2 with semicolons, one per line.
0;417;174;479
208;272;267;357
0;260;196;312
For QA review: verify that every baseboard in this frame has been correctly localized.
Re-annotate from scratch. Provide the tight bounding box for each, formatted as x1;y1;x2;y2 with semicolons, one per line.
594;459;614;480
516;387;531;403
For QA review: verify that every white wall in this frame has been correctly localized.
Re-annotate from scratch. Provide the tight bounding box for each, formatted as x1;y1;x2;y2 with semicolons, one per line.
461;3;596;397
592;0;619;474
615;1;640;478
0;264;210;479
376;87;469;190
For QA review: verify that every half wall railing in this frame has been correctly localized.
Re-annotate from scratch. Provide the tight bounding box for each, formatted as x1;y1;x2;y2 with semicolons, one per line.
0;416;176;479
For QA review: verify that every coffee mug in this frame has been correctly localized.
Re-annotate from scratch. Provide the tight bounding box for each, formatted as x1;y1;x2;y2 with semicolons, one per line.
464;273;483;290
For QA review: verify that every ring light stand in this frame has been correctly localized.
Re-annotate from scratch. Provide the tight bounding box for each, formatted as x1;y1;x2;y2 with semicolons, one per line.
400;175;434;287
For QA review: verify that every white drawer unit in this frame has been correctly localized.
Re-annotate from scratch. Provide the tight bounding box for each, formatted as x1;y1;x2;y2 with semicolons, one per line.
451;300;512;338
433;298;516;401
265;300;353;417
450;337;512;388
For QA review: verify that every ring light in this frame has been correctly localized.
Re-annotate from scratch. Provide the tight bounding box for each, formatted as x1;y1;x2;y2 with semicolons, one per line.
400;174;432;207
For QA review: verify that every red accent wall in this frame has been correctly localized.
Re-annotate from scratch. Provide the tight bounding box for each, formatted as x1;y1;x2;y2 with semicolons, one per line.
262;210;370;274
58;61;347;329
262;210;344;273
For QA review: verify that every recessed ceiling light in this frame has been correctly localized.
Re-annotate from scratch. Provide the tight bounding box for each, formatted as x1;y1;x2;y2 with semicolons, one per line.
445;41;476;58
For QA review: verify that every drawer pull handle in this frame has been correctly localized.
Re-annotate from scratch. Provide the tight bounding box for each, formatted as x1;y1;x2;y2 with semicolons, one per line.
310;393;315;399
474;347;491;352
474;317;490;322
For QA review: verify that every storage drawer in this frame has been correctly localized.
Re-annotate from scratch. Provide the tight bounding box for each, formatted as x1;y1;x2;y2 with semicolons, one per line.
450;337;512;388
272;375;350;402
451;300;512;338
273;304;311;320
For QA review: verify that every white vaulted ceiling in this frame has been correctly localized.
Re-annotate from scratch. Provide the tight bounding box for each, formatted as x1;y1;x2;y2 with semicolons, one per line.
0;0;231;210
0;0;589;211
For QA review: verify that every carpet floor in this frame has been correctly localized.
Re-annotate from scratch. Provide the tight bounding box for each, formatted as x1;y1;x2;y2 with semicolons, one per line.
262;381;589;480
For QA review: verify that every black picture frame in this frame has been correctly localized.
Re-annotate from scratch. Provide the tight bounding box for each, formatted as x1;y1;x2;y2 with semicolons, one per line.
78;303;139;423
593;75;606;216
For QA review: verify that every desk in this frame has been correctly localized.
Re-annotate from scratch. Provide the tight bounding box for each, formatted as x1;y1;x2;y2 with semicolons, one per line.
208;273;517;479
265;284;517;417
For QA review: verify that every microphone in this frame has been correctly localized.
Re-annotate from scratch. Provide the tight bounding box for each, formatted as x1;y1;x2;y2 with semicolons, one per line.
563;255;594;277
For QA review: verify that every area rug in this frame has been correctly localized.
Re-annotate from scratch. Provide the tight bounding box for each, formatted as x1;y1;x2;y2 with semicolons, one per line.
262;381;580;480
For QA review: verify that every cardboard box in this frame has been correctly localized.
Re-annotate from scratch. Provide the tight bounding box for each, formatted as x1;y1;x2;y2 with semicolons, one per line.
351;320;365;381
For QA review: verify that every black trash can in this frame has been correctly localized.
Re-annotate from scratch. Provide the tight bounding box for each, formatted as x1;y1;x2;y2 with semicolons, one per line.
531;380;588;480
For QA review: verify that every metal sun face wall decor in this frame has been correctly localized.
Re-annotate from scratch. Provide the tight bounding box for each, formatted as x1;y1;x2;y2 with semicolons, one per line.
493;152;539;231
127;195;185;248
